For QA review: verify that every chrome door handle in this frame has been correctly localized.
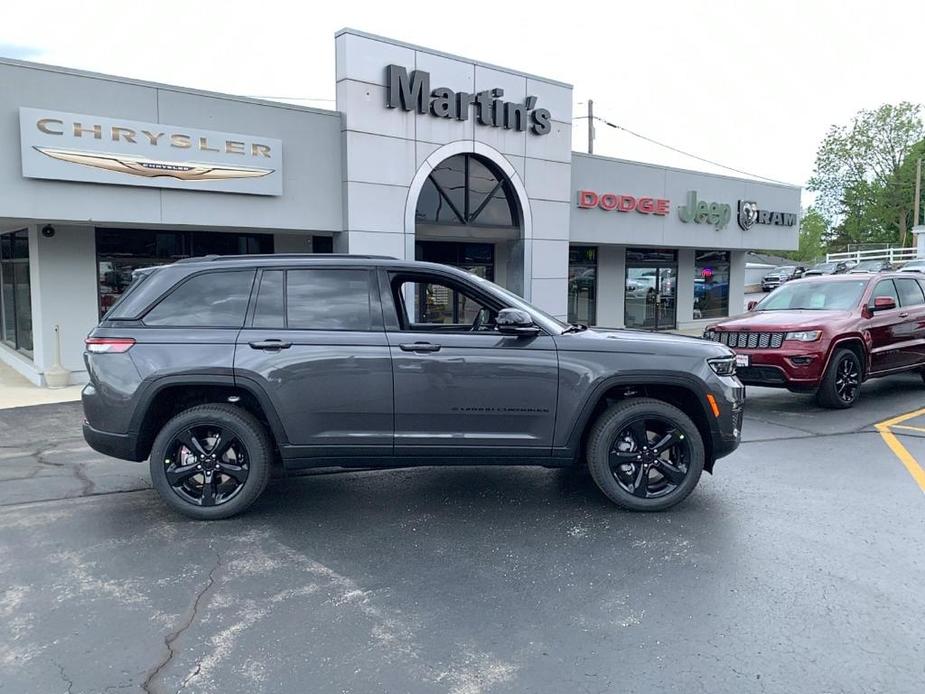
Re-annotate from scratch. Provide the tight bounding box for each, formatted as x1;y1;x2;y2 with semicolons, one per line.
249;339;292;351
399;342;441;353
899;312;909;318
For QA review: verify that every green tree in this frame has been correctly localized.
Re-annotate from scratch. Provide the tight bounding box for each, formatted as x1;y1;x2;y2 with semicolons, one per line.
795;207;828;262
808;102;924;249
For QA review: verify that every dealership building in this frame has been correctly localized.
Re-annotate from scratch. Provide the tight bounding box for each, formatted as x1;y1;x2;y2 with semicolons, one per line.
0;29;800;386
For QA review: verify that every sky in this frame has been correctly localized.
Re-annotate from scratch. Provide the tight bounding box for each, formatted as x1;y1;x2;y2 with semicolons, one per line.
2;0;924;205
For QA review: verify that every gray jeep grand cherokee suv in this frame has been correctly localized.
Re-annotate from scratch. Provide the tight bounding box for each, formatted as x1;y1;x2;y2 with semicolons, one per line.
82;254;744;519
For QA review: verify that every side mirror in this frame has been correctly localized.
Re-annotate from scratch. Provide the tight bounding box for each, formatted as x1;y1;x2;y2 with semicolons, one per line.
747;300;758;311
496;308;540;336
872;296;897;312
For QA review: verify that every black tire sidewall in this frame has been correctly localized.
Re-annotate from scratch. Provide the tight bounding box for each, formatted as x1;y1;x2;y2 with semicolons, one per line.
817;348;861;409
149;404;271;520
587;398;705;512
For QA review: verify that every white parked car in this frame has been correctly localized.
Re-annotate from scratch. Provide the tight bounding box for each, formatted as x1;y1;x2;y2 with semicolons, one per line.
899;259;925;273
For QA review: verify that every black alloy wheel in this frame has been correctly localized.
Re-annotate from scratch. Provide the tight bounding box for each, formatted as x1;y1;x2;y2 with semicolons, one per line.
586;398;705;511
149;404;272;520
834;355;861;404
608;417;690;499
164;425;249;507
816;347;862;409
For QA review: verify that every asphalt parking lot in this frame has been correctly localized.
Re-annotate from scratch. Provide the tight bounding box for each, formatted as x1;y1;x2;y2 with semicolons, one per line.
1;376;924;694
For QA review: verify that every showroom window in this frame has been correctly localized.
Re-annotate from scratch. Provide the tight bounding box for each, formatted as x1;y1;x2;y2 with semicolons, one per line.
96;228;273;318
568;246;597;326
0;230;33;356
694;250;730;320
415;154;519;228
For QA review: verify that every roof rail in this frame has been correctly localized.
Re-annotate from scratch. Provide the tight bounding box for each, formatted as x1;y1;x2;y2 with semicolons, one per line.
173;253;397;264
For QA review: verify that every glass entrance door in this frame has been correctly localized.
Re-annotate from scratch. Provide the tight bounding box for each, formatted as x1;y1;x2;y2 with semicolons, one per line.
625;249;678;331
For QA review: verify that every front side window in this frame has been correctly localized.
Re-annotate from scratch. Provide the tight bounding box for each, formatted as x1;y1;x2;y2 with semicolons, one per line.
870;279;899;307
144;271;255;327
394;276;495;332
694;251;730;320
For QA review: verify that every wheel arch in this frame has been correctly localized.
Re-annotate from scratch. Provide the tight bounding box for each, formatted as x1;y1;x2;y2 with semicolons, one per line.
824;335;868;379
565;374;718;472
130;375;287;461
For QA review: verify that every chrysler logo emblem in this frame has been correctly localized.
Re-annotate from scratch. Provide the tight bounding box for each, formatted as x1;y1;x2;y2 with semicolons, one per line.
34;146;275;182
738;200;759;231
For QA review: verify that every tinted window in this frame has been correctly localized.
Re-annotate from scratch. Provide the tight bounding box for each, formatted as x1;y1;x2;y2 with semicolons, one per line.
253;270;284;328
286;269;371;330
870;279;899;307
144;271;254;327
896;278;925;307
398;278;490;328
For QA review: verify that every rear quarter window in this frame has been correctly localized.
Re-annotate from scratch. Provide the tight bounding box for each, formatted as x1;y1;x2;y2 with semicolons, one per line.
143;270;255;327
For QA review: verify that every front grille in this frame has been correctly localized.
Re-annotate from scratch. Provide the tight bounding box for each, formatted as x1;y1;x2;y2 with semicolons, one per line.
706;331;785;349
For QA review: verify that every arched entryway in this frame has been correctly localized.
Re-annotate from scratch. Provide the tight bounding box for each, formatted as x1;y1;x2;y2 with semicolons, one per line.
404;142;532;299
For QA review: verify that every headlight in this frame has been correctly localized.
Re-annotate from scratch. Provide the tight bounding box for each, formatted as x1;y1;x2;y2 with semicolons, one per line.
784;330;822;342
707;356;736;376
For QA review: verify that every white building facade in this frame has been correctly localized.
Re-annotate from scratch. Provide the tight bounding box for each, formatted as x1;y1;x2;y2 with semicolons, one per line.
0;29;800;386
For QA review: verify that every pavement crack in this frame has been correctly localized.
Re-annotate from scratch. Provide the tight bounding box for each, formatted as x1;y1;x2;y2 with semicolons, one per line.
141;548;223;694
72;463;96;496
54;660;74;694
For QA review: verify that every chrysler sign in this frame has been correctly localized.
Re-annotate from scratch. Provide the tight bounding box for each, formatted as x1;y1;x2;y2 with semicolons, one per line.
19;108;283;196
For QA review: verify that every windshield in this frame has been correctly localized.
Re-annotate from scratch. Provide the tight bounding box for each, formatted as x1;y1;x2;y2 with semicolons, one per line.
810;263;835;272
775;266;795;273
757;279;867;311
851;260;883;271
469;274;570;332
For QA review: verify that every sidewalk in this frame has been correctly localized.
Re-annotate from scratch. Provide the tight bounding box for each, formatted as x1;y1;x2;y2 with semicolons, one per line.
0;361;83;410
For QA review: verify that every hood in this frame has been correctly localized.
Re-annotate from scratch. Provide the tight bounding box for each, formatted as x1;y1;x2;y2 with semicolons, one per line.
709;309;849;332
560;326;731;358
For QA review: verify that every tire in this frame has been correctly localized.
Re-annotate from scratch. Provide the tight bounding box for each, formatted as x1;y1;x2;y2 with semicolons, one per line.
816;348;862;409
149;404;272;520
586;398;705;512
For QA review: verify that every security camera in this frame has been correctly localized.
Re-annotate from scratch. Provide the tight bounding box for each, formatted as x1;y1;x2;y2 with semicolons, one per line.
41;224;55;238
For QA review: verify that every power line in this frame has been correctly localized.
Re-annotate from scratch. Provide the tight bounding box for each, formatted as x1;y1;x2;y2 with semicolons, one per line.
576;113;796;186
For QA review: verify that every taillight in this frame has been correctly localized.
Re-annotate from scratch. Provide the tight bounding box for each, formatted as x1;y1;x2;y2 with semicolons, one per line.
85;337;135;353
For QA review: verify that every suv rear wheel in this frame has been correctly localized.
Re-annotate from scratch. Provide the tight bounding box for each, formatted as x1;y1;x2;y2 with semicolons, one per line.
149;404;272;520
816;348;862;409
586;398;705;511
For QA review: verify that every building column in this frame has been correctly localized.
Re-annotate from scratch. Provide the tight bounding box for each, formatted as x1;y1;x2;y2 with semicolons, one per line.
729;250;746;317
676;248;695;327
596;245;625;328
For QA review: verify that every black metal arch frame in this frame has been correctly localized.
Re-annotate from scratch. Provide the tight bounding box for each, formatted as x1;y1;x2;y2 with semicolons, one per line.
418;154;520;228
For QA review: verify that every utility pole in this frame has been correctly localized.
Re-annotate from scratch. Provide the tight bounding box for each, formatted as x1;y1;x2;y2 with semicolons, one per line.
587;100;594;155
915;157;922;228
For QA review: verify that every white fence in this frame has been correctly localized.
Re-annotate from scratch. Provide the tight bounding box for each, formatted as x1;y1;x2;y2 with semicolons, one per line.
826;247;920;264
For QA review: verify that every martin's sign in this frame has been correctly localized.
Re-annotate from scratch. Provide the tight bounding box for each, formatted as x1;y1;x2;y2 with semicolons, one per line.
385;65;551;135
577;190;670;215
737;200;797;231
19;107;283;195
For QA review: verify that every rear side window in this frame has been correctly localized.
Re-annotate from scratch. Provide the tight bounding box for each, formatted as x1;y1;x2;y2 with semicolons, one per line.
251;269;373;331
896;278;925;307
144;270;255;327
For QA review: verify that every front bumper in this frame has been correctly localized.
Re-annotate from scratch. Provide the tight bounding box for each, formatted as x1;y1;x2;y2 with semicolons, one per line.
732;347;826;389
709;375;746;462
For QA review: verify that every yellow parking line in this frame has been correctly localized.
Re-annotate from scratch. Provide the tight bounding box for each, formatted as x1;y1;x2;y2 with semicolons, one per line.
892;424;925;434
875;407;925;495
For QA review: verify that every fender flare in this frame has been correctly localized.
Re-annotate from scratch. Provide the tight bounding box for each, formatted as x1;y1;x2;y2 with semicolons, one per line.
561;371;718;453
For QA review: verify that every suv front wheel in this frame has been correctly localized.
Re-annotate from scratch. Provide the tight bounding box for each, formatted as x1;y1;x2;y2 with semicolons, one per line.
816;348;862;409
149;404;272;520
586;398;705;511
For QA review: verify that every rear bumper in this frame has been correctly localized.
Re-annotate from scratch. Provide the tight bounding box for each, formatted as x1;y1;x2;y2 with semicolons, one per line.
82;420;143;461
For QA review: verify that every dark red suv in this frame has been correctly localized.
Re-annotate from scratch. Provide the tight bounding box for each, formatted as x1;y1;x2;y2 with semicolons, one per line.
704;273;925;408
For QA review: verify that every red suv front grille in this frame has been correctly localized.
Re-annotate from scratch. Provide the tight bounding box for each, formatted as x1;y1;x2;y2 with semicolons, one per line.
709;331;785;349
